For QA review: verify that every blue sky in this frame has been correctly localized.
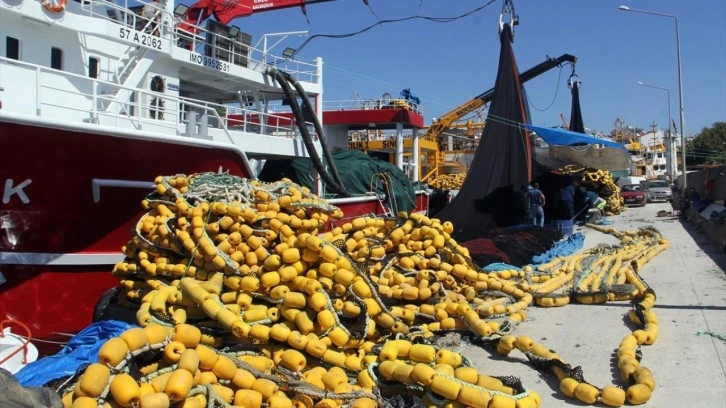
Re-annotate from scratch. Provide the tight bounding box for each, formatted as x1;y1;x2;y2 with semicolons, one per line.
213;0;725;136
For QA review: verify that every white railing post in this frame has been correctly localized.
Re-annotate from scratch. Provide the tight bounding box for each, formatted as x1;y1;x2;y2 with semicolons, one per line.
137;91;142;129
92;80;98;122
35;66;42;115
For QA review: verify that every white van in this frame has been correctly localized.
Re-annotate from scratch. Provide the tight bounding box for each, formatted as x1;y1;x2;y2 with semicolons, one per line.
616;176;647;189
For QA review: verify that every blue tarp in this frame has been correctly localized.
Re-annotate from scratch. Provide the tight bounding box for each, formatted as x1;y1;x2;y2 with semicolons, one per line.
531;232;585;265
15;320;135;387
524;124;626;150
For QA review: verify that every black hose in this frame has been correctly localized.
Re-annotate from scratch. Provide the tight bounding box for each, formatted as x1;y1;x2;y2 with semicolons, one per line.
266;67;349;197
281;70;346;191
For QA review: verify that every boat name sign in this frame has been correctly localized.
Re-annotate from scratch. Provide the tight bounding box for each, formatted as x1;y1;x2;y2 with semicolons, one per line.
252;0;276;10
117;27;164;50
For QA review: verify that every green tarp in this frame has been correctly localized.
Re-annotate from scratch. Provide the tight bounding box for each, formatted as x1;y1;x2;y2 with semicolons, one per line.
260;150;416;214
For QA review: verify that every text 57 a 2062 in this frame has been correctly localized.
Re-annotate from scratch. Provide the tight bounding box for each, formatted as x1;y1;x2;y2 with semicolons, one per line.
119;28;162;50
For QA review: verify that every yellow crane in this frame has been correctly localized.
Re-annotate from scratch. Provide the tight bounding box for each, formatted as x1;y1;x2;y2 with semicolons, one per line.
419;54;578;183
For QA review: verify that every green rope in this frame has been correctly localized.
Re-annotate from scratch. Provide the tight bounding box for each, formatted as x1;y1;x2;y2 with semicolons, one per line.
696;330;726;342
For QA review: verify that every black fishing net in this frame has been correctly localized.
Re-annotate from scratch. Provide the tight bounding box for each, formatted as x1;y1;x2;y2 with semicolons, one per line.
569;80;585;133
42;363;89;393
384;394;426;408
437;24;531;242
461;226;563;267
526;354;586;383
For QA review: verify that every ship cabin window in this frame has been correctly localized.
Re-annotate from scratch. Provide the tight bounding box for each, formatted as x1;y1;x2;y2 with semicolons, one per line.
657;152;663;158
51;47;63;70
88;57;99;78
6;37;20;60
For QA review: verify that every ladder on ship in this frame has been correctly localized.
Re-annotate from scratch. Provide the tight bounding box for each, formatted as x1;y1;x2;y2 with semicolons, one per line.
96;6;161;113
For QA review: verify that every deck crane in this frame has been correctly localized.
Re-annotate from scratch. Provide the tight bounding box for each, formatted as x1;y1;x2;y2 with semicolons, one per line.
559;113;569;128
181;0;356;31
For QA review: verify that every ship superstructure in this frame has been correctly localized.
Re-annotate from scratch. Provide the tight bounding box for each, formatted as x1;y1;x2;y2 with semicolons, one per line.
0;0;426;343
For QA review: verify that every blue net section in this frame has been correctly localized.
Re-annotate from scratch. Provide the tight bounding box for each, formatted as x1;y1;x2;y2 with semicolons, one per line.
531;232;585;265
482;262;523;271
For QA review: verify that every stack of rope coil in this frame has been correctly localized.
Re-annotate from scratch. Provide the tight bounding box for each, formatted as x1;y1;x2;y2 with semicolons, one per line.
561;166;625;215
60;173;667;408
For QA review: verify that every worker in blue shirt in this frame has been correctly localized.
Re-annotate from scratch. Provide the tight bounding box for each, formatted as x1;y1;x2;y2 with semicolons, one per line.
526;183;546;227
560;181;576;220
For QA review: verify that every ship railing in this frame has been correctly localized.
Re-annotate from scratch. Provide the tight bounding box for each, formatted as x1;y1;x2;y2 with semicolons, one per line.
177;96;305;139
81;0;173;38
173;22;319;84
77;0;320;84
0;56;309;142
323;99;424;114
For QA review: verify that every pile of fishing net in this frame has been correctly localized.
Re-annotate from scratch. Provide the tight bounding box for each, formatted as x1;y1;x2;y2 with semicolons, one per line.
561;166;625;215
55;173;667;408
460;226;564;267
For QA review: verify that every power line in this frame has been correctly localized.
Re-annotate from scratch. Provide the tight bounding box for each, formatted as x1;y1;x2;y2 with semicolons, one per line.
290;0;497;57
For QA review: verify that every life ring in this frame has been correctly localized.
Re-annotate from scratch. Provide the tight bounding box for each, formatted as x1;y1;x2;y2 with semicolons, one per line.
42;0;67;13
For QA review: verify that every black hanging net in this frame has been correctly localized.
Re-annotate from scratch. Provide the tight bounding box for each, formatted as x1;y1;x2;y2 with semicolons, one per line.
569;79;585;133
436;24;531;242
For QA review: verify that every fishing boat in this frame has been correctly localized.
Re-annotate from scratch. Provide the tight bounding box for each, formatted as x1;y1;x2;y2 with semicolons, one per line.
0;0;428;346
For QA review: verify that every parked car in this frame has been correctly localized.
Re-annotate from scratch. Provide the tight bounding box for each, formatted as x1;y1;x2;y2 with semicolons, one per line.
620;184;647;206
644;180;673;202
616;176;647;189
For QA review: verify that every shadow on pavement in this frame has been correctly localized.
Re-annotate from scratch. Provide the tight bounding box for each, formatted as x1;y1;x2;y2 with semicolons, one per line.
577;301;726;311
678;218;726;273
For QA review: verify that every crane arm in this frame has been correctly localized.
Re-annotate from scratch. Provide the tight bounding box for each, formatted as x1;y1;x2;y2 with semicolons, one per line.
425;53;577;141
182;0;338;29
559;112;569;128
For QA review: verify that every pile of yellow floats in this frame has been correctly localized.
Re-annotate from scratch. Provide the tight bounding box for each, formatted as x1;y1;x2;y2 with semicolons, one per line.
428;173;466;190
562;166;626;215
61;173;667;408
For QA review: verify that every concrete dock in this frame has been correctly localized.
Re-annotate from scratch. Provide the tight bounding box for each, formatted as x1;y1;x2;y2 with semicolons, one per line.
462;201;726;407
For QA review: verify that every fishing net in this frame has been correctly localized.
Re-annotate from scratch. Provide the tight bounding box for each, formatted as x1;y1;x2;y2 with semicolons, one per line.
51;173;669;408
436;24;531;240
260;150;417;215
461;226;564;267
568;80;585;134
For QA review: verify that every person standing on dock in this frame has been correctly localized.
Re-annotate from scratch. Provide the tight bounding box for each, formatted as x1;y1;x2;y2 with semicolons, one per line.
520;185;531;224
560;180;576;220
527;183;546;227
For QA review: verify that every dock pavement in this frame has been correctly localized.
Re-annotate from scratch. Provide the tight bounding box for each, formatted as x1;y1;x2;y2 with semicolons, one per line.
460;201;726;407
